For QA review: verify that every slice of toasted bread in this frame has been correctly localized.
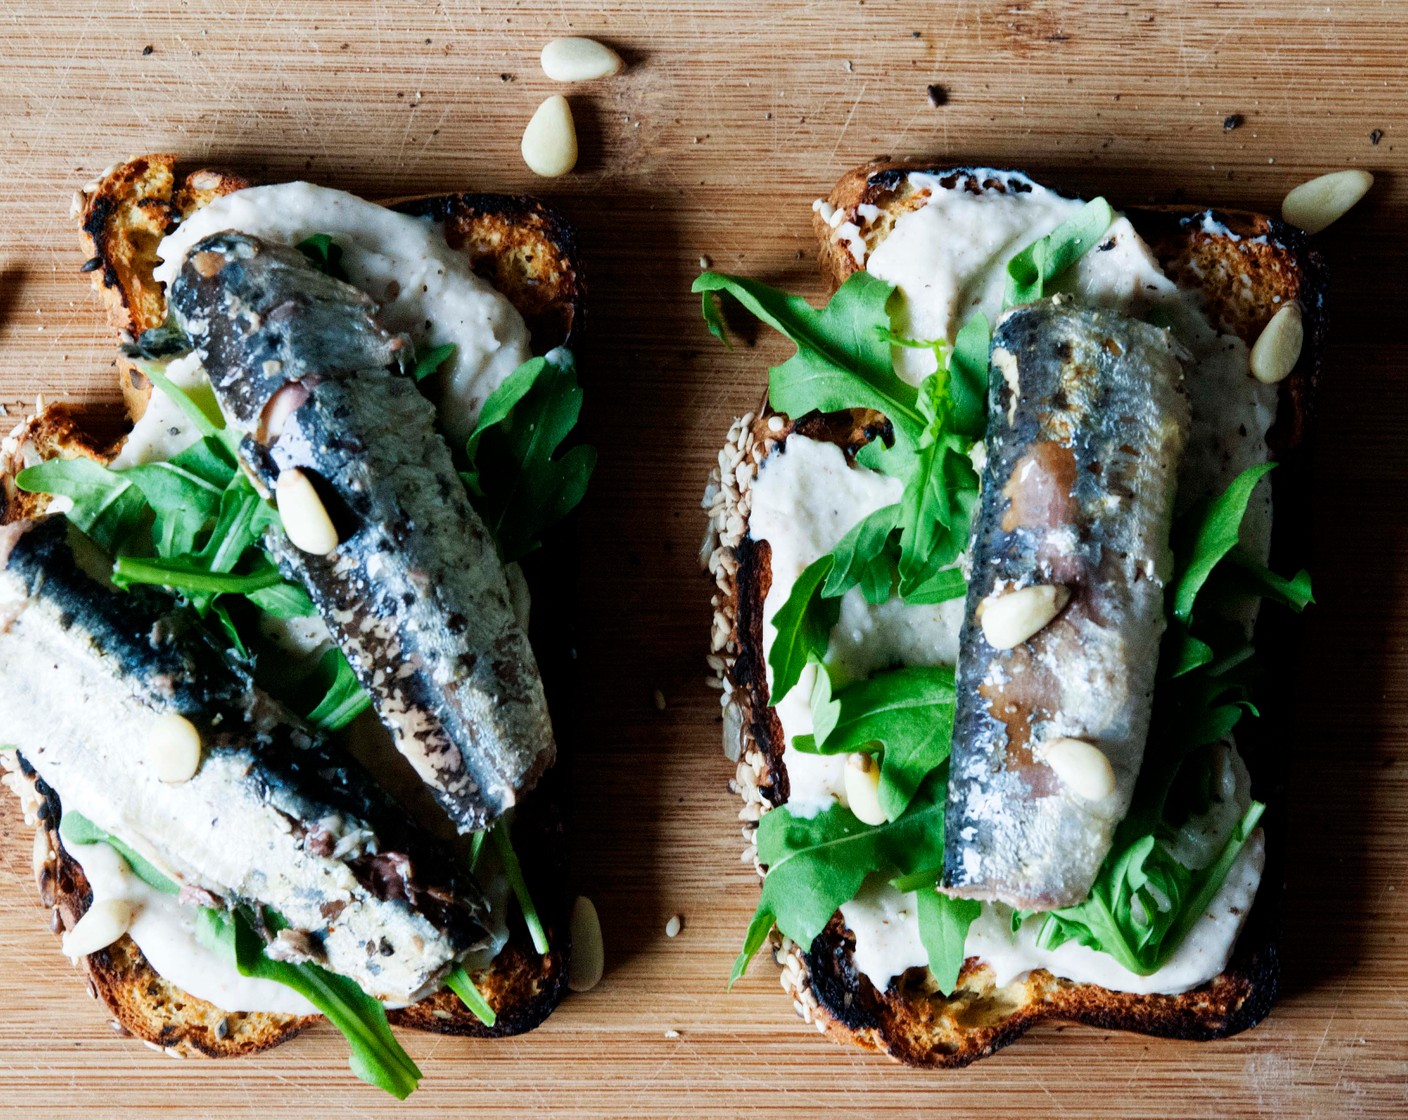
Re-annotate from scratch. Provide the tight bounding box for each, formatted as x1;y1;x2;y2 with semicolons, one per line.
0;755;316;1057
75;155;586;423
0;403;112;522
2;155;581;1055
703;162;1325;1066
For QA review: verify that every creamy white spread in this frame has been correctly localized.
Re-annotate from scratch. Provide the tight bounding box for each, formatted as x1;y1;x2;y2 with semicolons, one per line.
749;173;1283;995
149;181;533;447
749;436;963;816
843;828;1265;994
60;824;318;1015
110;351;209;467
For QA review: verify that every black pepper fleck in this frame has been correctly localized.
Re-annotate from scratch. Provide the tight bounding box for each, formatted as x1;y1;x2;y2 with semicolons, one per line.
1222;113;1244;131
927;83;948;107
1370;129;1384;145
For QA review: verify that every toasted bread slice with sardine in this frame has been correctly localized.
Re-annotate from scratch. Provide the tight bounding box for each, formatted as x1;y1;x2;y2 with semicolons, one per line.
1;154;581;1054
703;161;1324;1066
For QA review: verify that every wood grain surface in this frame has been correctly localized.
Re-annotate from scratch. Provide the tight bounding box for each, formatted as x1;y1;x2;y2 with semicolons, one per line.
0;2;1404;1116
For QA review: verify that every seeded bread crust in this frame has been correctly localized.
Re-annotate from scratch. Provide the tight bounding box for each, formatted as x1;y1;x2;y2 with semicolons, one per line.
1;155;581;1056
702;162;1325;1066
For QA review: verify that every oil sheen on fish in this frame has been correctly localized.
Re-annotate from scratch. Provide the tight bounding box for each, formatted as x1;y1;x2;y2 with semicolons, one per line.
942;298;1191;911
163;232;556;834
0;518;488;1002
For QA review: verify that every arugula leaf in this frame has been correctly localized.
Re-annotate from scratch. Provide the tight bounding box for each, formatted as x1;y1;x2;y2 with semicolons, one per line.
1170;462;1276;623
443;965;497;1027
303;647;372;731
245;580;316;618
411;342;458;383
124;437;237;557
1224;548;1314;612
766;554;840;704
878;327;946;367
731;769;949;985
878;312;990;442
15;371;285;626
915;888;980;995
1158;801;1265;953
822;504;899;604
895;371;981;599
199;908;421;1099
296;234;349;282
1004;198;1116;306
694;271;925;465
110;475;293;617
461;349;596;563
807;658;842;744
1032;800;1264;975
139;361;232;449
897;565;967;606
59;812;179;895
1164;625;1215;678
490;820;549;955
211;600;251;658
946;312;991;438
791;665;956;819
14;458;147;555
468;830;488;873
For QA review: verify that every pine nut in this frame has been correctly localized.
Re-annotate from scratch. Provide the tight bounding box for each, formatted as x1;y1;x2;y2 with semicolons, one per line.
1282;169;1373;234
62;899;133;960
150;713;203;784
980;584;1071;650
1249;303;1303;385
540;37;623;82
1040;737;1116;801
568;895;604;992
276;468;339;556
844;753;887;826
521;95;578;178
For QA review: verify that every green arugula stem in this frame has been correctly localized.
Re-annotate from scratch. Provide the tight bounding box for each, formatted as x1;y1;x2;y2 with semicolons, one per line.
112;556;284;595
490;821;550;955
444;965;498;1027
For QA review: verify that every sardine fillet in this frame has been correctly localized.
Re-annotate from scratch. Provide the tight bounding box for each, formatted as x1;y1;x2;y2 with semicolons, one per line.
0;519;487;1002
169;233;556;834
943;299;1191;911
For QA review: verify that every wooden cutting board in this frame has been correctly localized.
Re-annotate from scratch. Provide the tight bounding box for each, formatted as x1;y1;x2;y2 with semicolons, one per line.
0;2;1404;1116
